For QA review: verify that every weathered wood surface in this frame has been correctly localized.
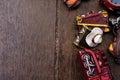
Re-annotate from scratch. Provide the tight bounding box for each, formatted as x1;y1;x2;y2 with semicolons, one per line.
0;0;56;80
0;0;119;80
57;0;120;80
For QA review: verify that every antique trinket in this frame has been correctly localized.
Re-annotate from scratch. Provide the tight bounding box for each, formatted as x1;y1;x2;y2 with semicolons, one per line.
100;0;120;14
78;48;112;80
64;0;81;8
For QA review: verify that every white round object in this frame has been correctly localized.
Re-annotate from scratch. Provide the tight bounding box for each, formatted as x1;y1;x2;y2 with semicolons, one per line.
93;34;102;44
85;27;103;47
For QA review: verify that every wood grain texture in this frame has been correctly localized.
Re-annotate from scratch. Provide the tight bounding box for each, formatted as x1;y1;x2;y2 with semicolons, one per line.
0;0;56;80
0;0;120;80
57;0;120;80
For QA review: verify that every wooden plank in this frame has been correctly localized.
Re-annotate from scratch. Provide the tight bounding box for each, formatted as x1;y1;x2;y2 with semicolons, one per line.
0;0;56;80
57;0;120;80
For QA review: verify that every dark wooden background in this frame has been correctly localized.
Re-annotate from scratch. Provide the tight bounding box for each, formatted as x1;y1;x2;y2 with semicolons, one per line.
0;0;119;80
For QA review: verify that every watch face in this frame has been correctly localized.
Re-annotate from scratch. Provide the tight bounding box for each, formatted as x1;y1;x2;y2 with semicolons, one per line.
111;0;120;4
